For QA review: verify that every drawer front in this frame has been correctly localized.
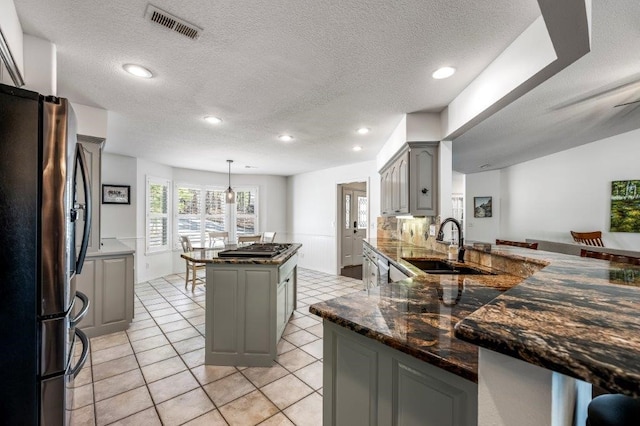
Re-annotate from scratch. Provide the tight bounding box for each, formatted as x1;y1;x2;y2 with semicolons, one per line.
279;254;297;282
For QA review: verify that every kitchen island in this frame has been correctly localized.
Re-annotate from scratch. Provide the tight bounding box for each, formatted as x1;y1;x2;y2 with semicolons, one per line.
310;238;640;426
310;239;525;426
181;243;301;367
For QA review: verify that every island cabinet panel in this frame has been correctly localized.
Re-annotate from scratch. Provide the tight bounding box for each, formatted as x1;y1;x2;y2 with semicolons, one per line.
75;251;134;338
333;334;379;425
244;270;274;354
205;253;298;367
210;270;240;353
323;321;477;426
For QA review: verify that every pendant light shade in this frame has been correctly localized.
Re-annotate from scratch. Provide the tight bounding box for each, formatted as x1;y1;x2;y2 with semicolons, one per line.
225;160;235;204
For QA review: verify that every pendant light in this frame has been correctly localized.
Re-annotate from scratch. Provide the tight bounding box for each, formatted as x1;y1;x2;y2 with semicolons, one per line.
225;160;235;204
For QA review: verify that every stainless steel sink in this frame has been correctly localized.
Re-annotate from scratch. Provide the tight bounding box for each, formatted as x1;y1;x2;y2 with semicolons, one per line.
401;258;496;275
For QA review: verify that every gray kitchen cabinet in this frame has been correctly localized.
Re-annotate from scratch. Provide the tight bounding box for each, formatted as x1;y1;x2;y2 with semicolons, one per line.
380;168;392;215
205;254;298;366
277;267;296;340
409;142;438;216
381;147;410;216
75;241;135;338
380;142;438;217
77;135;104;253
323;321;477;426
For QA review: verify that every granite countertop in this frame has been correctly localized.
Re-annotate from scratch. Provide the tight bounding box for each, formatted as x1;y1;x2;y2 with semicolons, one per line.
310;238;640;394
181;243;302;265
310;239;523;382
87;238;135;257
454;244;640;397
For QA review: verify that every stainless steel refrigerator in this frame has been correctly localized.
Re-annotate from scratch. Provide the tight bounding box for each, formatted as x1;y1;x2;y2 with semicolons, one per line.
0;83;92;425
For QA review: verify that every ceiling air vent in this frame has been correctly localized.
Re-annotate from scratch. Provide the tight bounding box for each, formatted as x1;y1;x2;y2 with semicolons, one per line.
145;4;202;40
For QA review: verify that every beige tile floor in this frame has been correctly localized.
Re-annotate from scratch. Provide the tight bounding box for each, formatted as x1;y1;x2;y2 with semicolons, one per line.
70;268;363;426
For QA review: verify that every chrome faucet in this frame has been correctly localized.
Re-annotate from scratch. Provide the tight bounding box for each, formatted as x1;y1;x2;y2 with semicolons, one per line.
436;218;465;263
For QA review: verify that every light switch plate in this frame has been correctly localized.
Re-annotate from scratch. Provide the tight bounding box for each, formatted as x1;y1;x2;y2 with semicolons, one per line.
429;225;436;236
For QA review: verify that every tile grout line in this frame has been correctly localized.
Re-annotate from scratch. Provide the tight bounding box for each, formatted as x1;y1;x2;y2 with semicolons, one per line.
79;268;362;425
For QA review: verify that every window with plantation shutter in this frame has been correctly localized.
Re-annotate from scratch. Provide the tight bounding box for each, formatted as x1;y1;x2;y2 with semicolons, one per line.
146;177;171;253
175;184;227;248
235;187;257;236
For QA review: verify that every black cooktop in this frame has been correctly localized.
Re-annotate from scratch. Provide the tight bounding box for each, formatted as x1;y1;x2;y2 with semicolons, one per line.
217;243;291;258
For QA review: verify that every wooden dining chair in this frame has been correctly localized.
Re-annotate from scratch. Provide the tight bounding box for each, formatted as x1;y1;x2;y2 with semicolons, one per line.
495;239;538;250
238;235;261;244
580;249;640;265
208;231;229;248
570;231;605;247
180;235;206;291
261;231;276;243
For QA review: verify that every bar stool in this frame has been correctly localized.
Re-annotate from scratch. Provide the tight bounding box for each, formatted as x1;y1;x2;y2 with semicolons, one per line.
587;394;640;426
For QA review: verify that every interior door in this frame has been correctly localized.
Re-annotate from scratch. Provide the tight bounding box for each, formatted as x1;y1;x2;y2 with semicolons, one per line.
341;188;367;267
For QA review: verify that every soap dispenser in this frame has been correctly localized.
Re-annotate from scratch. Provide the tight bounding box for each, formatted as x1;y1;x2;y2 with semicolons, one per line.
448;241;457;260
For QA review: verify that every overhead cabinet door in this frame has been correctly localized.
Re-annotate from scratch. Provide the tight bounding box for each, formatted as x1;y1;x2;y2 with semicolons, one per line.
409;142;438;216
380;142;438;217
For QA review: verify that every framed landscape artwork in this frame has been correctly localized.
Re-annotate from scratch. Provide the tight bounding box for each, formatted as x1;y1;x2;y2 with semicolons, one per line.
611;180;640;232
102;184;131;205
474;196;492;218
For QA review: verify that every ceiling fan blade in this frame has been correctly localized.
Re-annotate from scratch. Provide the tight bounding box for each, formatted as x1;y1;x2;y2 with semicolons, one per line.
550;76;640;111
613;99;640;108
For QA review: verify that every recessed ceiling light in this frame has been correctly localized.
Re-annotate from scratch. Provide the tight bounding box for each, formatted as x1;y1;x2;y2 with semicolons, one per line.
356;127;370;135
123;63;153;78
432;66;456;80
204;116;223;125
353;146;363;152
279;135;294;142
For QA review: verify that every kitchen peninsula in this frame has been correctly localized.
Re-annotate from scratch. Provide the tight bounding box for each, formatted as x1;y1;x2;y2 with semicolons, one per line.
311;239;640;426
181;243;301;367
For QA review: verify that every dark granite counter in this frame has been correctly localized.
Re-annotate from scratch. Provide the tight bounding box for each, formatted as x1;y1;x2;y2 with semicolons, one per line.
310;239;523;382
181;243;302;265
311;238;640;394
454;244;640;397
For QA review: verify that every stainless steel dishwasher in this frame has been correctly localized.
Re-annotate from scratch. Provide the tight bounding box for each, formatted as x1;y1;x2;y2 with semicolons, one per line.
363;244;389;291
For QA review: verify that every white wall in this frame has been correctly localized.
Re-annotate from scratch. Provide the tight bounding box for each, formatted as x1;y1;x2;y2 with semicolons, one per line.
101;153;137;249
22;35;56;95
288;160;379;274
136;159;174;283
465;170;501;243
464;128;640;250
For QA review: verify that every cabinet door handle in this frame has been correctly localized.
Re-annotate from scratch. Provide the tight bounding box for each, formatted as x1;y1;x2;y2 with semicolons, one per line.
421;188;429;194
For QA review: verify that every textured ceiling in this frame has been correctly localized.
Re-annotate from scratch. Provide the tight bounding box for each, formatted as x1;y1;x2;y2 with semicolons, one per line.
13;0;541;175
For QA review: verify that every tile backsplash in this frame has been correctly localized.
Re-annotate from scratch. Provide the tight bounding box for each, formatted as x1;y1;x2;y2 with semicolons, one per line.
377;216;447;254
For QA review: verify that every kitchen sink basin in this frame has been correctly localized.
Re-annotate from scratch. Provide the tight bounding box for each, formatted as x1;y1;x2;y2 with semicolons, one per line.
401;258;496;276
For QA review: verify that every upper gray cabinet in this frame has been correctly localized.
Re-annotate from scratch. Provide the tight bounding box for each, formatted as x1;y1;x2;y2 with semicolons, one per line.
380;142;438;217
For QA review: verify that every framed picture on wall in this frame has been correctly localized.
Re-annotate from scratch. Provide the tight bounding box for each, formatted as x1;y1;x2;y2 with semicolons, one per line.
102;184;131;205
474;196;492;218
611;180;640;232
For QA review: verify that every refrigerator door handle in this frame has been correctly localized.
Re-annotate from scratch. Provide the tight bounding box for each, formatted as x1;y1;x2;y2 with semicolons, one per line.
70;291;90;327
68;329;90;379
74;143;92;274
